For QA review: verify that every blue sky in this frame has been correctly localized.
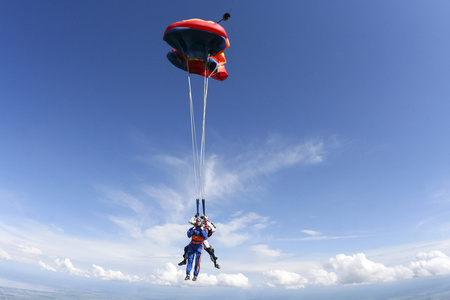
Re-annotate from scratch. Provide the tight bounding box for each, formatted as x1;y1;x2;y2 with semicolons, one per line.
2;0;450;298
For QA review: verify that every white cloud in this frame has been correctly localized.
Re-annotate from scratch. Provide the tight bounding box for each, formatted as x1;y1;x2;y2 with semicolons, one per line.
204;155;241;199
55;258;90;277
215;212;271;247
19;244;42;255
245;136;325;177
320;251;450;285
0;248;12;260
147;264;221;287
39;260;56;272
152;154;188;169
409;250;450;277
150;262;184;286
328;253;413;284
192;272;251;288
308;268;338;286
215;229;250;248
144;223;187;247
232;138;326;185
91;264;141;282
302;230;321;236
192;273;219;286
264;269;308;289
251;244;282;258
217;273;250;288
149;263;250;288
43;258;142;282
0;218;184;277
263;250;450;289
141;185;187;223
109;216;144;239
189;136;330;203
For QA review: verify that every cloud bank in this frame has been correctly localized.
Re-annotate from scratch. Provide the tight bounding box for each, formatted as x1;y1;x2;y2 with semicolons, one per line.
264;251;450;289
39;258;141;282
2;223;450;290
264;269;308;289
149;263;251;288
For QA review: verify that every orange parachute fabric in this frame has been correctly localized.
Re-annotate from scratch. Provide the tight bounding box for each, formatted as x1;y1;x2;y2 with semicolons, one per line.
167;50;228;81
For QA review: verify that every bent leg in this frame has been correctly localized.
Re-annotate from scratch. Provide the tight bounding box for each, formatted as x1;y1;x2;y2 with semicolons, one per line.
178;245;189;266
205;246;217;262
205;245;220;268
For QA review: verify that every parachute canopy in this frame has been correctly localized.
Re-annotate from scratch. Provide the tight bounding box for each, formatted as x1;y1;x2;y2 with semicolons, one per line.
163;18;230;80
162;18;231;215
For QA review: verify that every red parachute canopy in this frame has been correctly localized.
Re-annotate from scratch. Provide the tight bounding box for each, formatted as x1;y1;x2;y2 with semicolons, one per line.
163;18;230;80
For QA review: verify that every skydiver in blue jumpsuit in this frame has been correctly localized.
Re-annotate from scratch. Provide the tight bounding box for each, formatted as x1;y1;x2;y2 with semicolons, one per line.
178;214;220;269
185;218;208;281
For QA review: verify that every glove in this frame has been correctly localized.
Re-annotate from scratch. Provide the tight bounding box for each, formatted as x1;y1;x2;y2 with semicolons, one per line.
195;213;199;218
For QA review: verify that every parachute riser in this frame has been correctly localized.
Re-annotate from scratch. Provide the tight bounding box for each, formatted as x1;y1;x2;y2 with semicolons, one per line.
194;198;206;218
196;198;200;216
202;199;206;216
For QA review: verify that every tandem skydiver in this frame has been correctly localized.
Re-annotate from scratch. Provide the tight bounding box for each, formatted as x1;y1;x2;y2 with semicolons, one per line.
179;214;221;269
184;217;208;281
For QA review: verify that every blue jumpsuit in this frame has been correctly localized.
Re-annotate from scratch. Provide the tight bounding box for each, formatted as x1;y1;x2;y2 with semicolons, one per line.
186;226;208;277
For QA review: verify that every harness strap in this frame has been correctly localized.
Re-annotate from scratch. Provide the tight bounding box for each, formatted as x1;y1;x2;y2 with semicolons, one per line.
191;234;205;245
